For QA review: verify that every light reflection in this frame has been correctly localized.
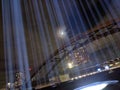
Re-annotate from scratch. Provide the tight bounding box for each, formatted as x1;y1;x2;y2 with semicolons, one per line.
80;83;107;90
74;80;118;90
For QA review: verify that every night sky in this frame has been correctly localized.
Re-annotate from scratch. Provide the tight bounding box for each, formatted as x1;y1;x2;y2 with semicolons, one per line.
0;0;117;88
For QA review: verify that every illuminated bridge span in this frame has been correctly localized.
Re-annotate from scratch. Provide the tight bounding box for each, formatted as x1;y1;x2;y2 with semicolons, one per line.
31;20;120;87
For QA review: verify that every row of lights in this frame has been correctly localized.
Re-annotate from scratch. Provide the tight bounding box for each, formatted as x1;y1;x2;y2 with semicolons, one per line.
97;58;120;72
70;60;120;81
70;65;110;81
70;72;98;81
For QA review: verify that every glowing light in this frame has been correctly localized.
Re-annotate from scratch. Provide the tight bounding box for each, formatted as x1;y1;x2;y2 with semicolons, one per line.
75;77;78;79
57;26;67;38
7;82;11;87
104;65;109;70
71;78;74;80
78;76;82;78
115;62;119;65
58;30;66;38
7;82;14;88
97;68;102;72
109;64;113;67
68;62;73;68
60;31;64;36
74;80;118;90
83;75;86;77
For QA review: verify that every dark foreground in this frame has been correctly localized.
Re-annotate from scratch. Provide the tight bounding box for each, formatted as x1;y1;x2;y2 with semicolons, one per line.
36;68;120;90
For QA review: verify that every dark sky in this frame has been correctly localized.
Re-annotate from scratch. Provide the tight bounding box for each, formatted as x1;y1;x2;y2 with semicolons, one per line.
0;0;4;70
0;0;5;88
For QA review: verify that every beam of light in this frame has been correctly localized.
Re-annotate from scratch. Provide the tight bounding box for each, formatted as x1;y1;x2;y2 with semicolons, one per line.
45;0;63;80
2;0;15;89
103;0;118;20
10;0;32;89
92;1;117;56
85;0;112;63
45;0;74;80
71;0;99;75
74;80;119;90
39;0;61;83
91;0;120;58
2;0;32;89
79;0;101;65
61;0;81;76
31;0;54;84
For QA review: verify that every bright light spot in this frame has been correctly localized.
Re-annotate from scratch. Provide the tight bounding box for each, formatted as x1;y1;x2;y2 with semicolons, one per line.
75;77;78;80
97;68;102;72
7;82;11;86
115;62;119;65
80;83;107;90
60;31;64;36
71;78;74;80
109;64;113;67
89;73;92;75
58;30;66;38
78;76;82;78
83;75;86;77
104;65;109;70
68;62;73;69
57;26;66;38
7;83;11;88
